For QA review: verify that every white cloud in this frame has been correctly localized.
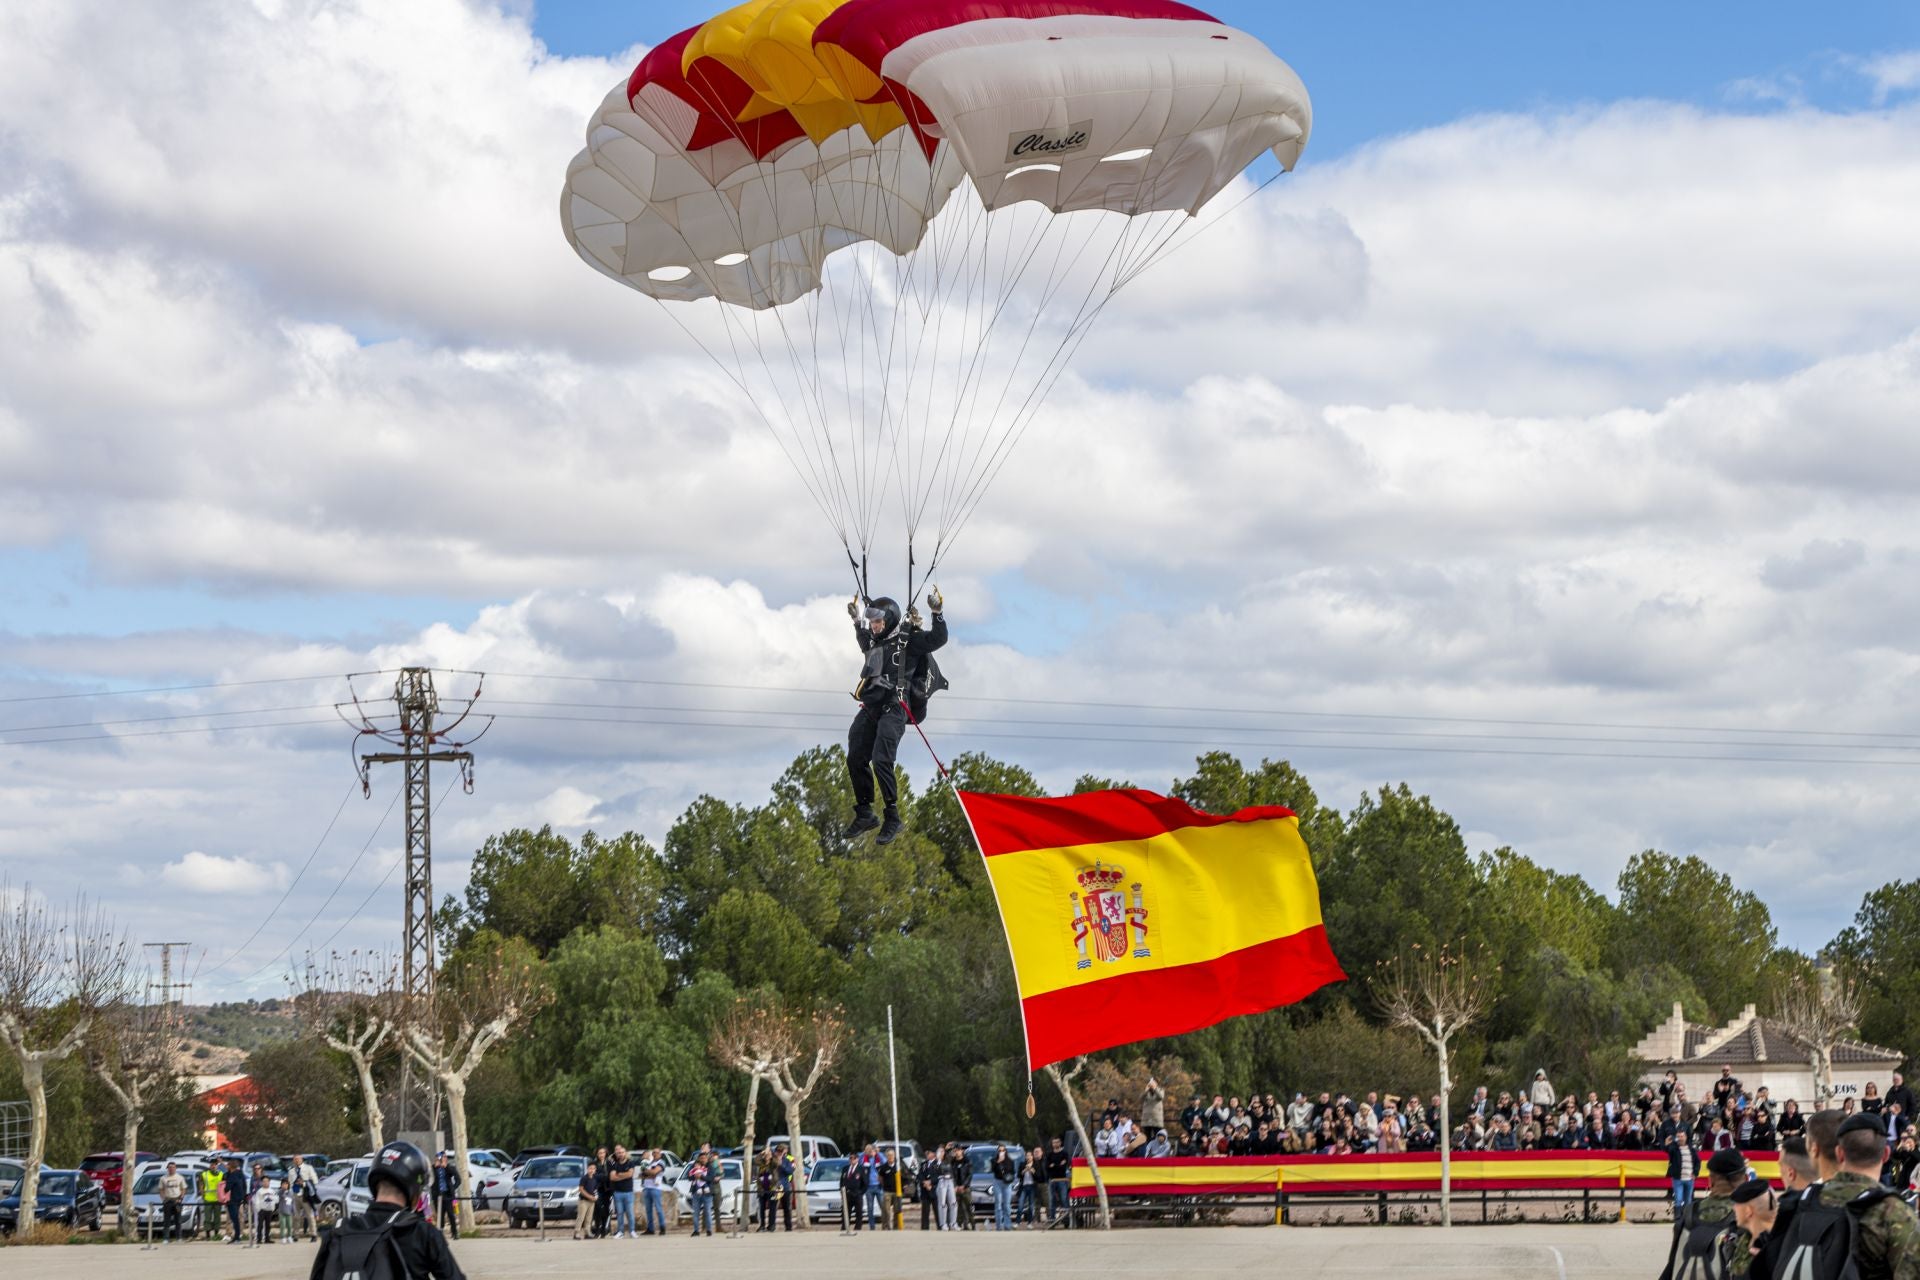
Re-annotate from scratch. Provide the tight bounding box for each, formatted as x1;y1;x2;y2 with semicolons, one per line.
1856;50;1920;101
1;2;1917;993
160;850;286;895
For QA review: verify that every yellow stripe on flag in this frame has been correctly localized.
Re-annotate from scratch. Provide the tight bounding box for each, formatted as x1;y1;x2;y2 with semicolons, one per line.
983;814;1322;999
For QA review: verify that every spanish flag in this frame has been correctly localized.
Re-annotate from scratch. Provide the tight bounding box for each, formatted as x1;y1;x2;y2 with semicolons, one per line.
960;788;1346;1071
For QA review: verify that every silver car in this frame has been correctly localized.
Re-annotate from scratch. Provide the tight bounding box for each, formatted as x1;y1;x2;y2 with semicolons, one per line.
126;1164;209;1238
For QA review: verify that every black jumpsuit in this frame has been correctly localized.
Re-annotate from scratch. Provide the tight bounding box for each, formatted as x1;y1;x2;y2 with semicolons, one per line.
847;611;946;812
309;1202;466;1280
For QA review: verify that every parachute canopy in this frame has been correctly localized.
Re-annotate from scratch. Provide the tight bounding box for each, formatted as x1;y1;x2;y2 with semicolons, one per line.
563;1;1310;593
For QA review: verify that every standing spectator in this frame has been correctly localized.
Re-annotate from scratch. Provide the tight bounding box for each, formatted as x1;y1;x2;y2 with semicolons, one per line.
288;1154;320;1241
1889;1072;1916;1121
1181;1094;1207;1136
639;1148;667;1237
199;1162;223;1240
917;1145;941;1230
1710;1066;1740;1111
1141;1075;1166;1137
591;1146;613;1238
859;1144;889;1230
222;1158;247;1244
947;1144;975;1230
1862;1081;1885;1114
1017;1146;1041;1226
1886;1101;1910;1145
1467;1086;1490;1118
250;1166;276;1244
431;1151;462;1239
1665;1125;1698;1215
839;1154;866;1230
574;1160;599;1239
771;1144;795;1233
989;1144;1017;1230
1044;1137;1070;1225
607;1144;637;1238
756;1151;777;1233
157;1161;187;1243
1776;1099;1805;1139
933;1144;959;1230
276;1175;296;1244
687;1146;717;1237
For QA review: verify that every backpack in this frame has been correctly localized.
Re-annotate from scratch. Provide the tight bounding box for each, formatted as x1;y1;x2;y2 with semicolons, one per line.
318;1214;413;1280
1664;1202;1736;1280
1769;1185;1897;1280
905;654;949;723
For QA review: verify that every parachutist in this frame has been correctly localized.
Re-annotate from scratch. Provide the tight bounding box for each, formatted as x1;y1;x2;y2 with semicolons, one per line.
845;593;947;844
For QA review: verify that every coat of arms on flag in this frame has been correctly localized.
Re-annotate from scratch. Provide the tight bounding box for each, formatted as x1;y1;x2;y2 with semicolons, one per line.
1070;861;1149;968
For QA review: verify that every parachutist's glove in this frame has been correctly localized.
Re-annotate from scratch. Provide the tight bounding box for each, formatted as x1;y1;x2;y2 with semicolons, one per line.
906;607;923;629
928;586;944;614
847;598;860;619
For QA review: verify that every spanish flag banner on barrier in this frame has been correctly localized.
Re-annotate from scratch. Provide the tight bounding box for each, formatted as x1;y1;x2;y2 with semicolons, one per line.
959;789;1347;1071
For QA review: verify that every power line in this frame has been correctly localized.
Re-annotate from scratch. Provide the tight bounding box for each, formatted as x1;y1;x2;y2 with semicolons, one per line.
473;697;1920;753
0;715;362;748
0;672;382;707
0;702;357;736
467;669;1920;743
236;784;403;986
473;709;1920;768
195;778;362;980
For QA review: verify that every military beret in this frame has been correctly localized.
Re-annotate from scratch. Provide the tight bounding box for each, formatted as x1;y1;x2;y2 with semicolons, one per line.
1729;1178;1772;1205
1837;1113;1884;1138
1707;1148;1747;1176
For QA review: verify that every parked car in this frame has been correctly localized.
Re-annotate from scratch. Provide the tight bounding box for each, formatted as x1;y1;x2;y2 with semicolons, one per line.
317;1158;371;1227
802;1157;849;1223
671;1157;744;1223
78;1151;161;1202
0;1170;106;1234
510;1145;586;1165
0;1161;21;1196
506;1155;587;1229
472;1163;518;1211
128;1163;210;1237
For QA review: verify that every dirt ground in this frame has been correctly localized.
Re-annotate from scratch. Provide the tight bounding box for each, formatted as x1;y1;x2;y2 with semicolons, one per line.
10;1220;1678;1278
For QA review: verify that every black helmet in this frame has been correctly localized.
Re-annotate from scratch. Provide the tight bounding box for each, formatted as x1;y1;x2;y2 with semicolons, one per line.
368;1140;430;1203
862;597;902;636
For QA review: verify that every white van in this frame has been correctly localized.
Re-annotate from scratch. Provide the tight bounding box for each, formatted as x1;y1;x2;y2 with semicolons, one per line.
760;1135;841;1170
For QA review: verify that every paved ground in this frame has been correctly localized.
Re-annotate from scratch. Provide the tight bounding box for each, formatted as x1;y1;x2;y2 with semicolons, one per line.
11;1222;1675;1278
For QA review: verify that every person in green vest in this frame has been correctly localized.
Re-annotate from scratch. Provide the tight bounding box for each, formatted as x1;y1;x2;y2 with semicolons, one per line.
199;1163;225;1240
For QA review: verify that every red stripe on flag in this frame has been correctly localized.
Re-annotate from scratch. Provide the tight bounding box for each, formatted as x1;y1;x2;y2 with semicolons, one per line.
960;788;1297;857
1020;925;1343;1069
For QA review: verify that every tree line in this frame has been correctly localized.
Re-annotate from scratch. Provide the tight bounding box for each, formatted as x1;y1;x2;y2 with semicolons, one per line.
9;748;1916;1173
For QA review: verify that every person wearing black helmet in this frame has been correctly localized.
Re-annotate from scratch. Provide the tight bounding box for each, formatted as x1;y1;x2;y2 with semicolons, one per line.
844;588;946;845
311;1140;465;1280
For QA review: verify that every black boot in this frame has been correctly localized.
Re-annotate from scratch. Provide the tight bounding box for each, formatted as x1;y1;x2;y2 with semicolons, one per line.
842;808;880;839
876;808;904;845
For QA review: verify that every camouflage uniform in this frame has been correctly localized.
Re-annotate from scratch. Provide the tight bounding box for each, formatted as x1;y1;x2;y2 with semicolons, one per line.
1660;1193;1749;1280
1818;1171;1920;1280
1693;1194;1754;1276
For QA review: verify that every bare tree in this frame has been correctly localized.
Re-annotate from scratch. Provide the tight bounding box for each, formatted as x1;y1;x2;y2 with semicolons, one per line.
1772;959;1863;1108
292;951;399;1151
88;997;177;1229
0;884;132;1224
708;998;844;1232
1373;940;1494;1228
399;941;547;1231
1045;1056;1111;1229
710;998;781;1228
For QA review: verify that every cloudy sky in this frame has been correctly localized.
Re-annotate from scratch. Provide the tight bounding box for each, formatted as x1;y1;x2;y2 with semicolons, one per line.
3;1;1917;999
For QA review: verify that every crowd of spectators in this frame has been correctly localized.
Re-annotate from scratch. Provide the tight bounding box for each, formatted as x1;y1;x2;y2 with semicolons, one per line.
1077;1067;1916;1169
